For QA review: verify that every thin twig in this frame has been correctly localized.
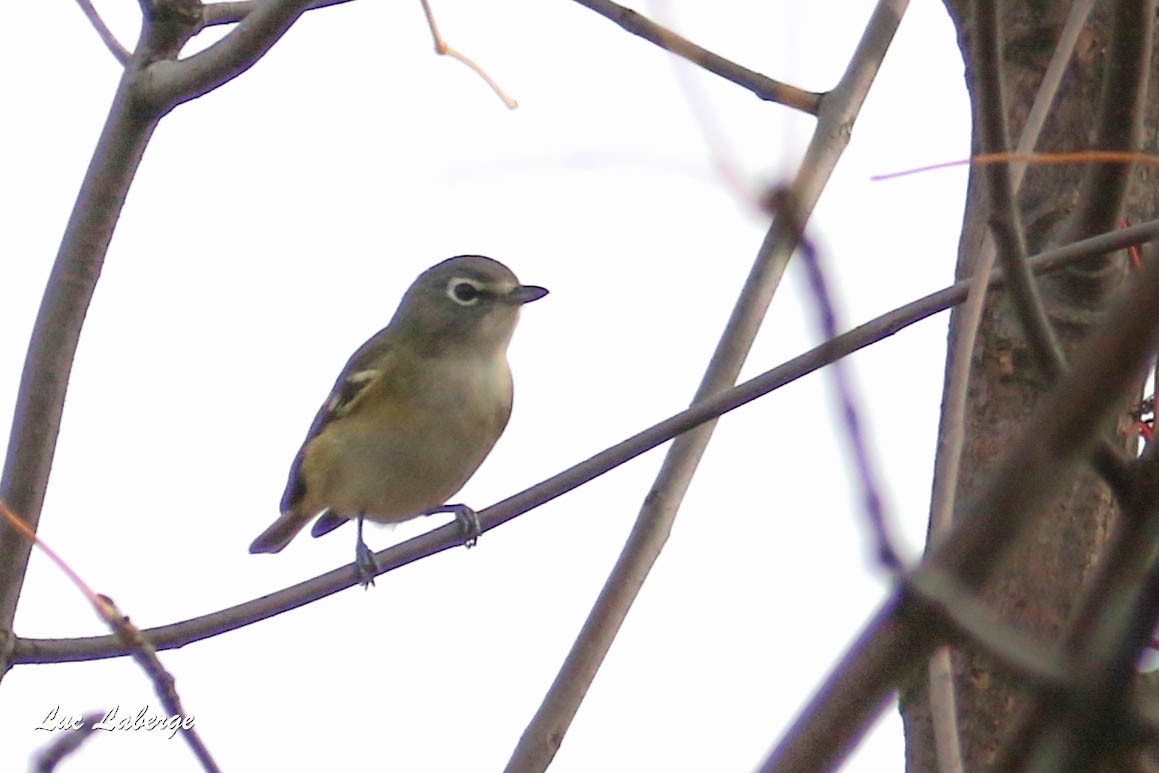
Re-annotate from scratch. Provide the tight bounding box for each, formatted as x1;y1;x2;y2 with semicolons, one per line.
202;0;356;27
872;150;1159;181
0;504;101;602
73;0;130;64
0;505;217;772
31;711;107;773
11;219;1159;666
569;0;821;115
773;188;900;568
418;0;517;109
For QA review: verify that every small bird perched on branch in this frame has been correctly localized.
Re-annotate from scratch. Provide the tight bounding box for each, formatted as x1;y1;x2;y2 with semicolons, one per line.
249;255;548;586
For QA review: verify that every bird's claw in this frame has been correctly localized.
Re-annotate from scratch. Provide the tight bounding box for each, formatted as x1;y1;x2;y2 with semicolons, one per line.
355;539;378;589
355;515;377;588
424;503;481;548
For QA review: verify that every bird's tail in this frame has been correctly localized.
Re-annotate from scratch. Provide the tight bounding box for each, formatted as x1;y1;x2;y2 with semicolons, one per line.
248;511;309;554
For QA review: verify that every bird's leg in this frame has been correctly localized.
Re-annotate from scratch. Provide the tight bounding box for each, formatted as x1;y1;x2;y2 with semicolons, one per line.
354;514;378;588
423;503;481;548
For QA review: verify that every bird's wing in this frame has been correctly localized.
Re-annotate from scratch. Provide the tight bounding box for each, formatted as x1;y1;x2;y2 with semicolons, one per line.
279;327;394;515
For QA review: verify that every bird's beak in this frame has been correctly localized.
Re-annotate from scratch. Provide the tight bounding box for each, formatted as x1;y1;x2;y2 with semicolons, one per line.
507;284;549;305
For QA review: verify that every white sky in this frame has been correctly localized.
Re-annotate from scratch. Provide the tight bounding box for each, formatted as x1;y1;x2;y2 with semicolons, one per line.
0;1;970;770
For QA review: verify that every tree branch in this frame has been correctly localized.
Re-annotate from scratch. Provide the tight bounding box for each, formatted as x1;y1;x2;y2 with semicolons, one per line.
418;0;517;109
0;43;163;679
568;0;821;115
504;3;908;769
789;198;899;566
762;233;1159;771
973;0;1065;379
1;504;217;768
201;0;355;28
140;0;322;111
31;711;107;772
996;461;1159;770
1063;0;1154;247
15;189;1157;669
73;0;131;64
903;570;1070;694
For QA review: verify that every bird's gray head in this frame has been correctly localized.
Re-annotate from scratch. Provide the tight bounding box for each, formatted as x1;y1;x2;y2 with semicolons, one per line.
390;255;548;354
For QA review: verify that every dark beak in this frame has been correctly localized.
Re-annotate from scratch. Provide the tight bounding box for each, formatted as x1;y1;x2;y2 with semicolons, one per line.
507;284;549;305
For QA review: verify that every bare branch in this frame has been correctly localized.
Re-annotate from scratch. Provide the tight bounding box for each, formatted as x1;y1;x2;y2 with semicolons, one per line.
996;461;1159;770
504;3;909;769
763;232;1159;770
782;192;900;567
904;571;1070;693
201;0;355;28
0;0;340;690
1;504;217;770
1063;0;1154;246
418;0;517;109
925;2;1098;768
0;73;162;677
926;648;965;773
10;219;1159;666
973;0;1065;379
31;711;107;773
569;0;821;115
73;0;131;64
112;593;219;772
141;0;323;110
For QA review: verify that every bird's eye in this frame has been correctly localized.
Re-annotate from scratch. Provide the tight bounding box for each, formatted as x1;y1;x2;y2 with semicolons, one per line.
448;279;482;305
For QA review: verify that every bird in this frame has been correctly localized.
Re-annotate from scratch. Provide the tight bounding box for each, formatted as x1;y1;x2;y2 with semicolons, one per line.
249;255;547;586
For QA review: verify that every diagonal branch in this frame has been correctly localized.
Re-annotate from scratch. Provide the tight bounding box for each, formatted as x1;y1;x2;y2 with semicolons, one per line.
31;711;108;772
903;570;1071;694
1;504;218;769
119;594;220;771
504;3;909;769
568;0;821;115
995;463;1159;770
418;0;517;109
73;0;131;64
10;219;1159;666
762;241;1159;771
201;0;355;27
787;196;899;566
140;0;324;110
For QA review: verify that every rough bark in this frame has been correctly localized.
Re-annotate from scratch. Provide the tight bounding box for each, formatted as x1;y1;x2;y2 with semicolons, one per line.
902;2;1159;770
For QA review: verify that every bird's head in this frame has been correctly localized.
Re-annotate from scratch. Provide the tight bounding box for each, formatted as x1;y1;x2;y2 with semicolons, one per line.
390;255;548;355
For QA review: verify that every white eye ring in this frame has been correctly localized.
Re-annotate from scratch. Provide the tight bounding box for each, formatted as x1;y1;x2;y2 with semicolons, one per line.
447;278;483;306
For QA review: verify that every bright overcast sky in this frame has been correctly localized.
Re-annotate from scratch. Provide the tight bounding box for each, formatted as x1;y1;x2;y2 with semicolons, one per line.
1;1;969;770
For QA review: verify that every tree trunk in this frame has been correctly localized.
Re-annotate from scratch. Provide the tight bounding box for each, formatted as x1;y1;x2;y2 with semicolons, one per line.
902;2;1159;769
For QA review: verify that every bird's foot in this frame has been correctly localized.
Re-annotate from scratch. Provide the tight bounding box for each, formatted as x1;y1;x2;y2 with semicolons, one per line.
424;503;481;548
355;516;377;588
